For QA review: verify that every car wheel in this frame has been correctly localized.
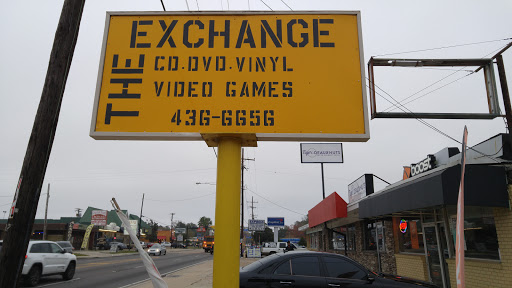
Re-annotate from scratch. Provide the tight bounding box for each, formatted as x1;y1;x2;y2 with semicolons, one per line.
62;262;76;280
25;265;41;287
164;250;167;255
269;251;276;255
159;251;162;256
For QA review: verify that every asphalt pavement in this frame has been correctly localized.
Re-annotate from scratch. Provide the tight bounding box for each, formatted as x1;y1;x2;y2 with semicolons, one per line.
76;249;259;288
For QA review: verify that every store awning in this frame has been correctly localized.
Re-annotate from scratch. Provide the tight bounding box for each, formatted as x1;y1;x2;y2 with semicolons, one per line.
359;164;509;218
308;192;347;227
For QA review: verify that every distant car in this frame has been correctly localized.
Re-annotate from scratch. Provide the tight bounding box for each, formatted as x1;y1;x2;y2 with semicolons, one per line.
147;242;155;248
56;241;74;254
171;242;187;248
239;251;439;288
139;241;148;248
148;243;167;256
17;240;77;287
109;242;128;250
161;242;172;247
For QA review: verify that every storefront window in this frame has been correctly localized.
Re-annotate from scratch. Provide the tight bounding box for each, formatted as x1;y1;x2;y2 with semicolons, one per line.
332;226;356;251
309;233;320;249
365;221;385;252
394;217;425;253
333;230;345;250
447;206;500;260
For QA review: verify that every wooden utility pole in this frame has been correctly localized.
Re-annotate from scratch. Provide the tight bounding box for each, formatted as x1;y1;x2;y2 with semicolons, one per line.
43;183;50;240
0;1;85;286
138;193;145;239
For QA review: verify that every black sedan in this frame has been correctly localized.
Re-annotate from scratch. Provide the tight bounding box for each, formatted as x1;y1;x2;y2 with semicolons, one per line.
240;251;438;288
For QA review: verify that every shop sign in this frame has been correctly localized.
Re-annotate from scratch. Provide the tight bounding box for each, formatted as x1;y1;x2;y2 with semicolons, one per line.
300;143;343;163
175;227;186;234
91;210;108;226
90;12;369;142
248;219;265;231
267;217;284;227
410;155;436;177
348;174;374;203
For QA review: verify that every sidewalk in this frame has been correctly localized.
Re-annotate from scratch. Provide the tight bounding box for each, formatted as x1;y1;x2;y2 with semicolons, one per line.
130;253;259;288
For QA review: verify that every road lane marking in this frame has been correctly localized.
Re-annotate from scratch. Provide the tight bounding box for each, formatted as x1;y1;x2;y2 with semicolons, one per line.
37;278;81;287
119;260;212;288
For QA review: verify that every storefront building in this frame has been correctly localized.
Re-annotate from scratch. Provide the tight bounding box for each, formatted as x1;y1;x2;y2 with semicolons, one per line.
306;133;512;288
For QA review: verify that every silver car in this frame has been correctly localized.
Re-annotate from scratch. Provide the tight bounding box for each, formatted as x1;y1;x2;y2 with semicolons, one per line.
147;243;167;256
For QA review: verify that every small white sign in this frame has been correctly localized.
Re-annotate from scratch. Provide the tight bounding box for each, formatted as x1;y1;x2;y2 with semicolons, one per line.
301;143;343;163
247;248;262;258
177;234;184;242
175;228;187;234
248;220;265;231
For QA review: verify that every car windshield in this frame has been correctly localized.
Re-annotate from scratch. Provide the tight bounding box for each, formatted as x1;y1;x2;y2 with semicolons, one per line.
152;244;161;248
57;242;71;248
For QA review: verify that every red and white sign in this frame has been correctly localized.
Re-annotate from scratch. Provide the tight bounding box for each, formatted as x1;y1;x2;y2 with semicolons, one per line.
91;210;108;226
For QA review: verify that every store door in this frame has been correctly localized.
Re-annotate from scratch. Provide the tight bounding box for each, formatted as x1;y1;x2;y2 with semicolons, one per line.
424;224;449;288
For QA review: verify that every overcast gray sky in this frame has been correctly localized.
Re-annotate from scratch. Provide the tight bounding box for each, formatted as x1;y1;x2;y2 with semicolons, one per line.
1;0;511;228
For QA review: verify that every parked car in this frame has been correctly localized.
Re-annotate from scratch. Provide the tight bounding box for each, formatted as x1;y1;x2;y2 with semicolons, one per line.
139;241;148;248
171;242;186;248
56;241;74;254
17;240;77;287
109;242;128;250
239;251;439;288
260;242;304;255
161;242;172;247
147;242;155;248
147;243;167;256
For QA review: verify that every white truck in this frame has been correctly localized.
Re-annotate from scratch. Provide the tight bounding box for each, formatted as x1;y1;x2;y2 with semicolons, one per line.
261;242;302;255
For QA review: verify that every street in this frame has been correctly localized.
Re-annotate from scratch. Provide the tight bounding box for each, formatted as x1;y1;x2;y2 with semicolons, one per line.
21;249;211;288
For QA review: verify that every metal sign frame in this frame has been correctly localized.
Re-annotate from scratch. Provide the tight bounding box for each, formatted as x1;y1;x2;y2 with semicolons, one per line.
368;57;501;119
90;11;369;142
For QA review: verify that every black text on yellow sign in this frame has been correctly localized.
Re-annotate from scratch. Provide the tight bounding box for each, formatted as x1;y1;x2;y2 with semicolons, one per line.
90;12;369;142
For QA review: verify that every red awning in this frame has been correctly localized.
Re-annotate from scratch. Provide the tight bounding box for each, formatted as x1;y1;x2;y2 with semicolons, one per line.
308;192;347;227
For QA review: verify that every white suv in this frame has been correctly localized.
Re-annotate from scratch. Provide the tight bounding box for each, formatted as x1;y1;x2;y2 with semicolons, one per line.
22;240;77;286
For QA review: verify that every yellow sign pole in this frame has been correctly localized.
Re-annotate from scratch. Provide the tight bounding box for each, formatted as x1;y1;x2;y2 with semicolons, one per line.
213;136;242;288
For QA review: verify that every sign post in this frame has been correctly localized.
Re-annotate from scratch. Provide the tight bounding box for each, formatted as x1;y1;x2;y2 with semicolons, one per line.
301;143;344;199
214;137;242;287
90;11;368;288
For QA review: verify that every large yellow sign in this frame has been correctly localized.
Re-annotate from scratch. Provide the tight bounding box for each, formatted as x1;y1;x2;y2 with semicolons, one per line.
90;12;369;142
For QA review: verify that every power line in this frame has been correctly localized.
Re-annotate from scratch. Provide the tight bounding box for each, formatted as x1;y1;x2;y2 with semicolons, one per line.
259;0;273;11
245;188;306;216
375;37;512;57
379;43;508;113
184;0;190;11
159;0;166;11
195;0;200;10
383;70;475;112
370;82;503;163
280;0;292;10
